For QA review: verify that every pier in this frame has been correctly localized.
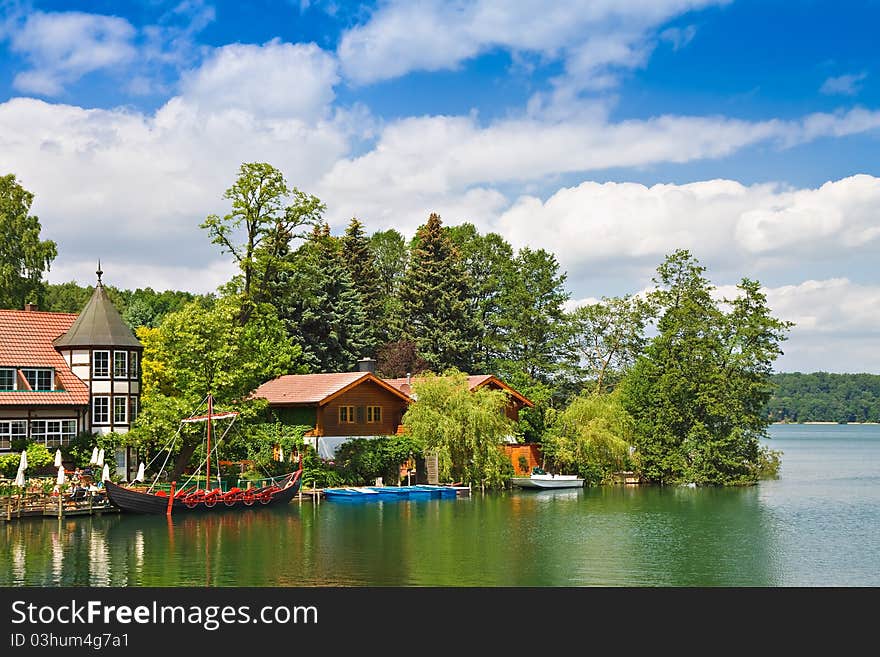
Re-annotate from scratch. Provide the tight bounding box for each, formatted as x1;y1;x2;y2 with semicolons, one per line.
2;491;119;522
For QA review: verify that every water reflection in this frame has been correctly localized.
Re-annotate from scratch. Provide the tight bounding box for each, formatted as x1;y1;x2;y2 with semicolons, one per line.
2;425;879;586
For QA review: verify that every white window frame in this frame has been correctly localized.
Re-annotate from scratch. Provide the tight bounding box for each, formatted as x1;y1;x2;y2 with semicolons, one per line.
93;396;110;424
114;396;128;424
0;368;15;391
93;350;110;379
129;396;139;422
21;368;53;391
114;351;128;379
0;419;26;450
30;419;77;447
130;352;139;379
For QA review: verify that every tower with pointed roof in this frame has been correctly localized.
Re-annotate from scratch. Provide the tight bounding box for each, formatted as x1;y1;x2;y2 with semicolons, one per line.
53;263;143;439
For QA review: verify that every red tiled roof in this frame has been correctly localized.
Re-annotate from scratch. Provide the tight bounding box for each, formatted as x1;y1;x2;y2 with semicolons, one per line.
0;309;90;406
252;372;371;405
253;371;413;405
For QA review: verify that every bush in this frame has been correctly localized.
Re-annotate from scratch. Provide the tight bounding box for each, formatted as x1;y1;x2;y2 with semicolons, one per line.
335;435;422;485
0;442;54;477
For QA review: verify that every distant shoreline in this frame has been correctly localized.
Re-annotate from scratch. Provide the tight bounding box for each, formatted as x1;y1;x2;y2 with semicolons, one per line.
771;421;880;425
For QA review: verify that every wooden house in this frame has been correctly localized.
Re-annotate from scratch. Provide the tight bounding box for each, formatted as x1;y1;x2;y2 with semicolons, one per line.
251;369;412;458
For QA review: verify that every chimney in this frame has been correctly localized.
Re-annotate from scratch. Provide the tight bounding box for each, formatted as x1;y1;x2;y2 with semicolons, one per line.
24;302;38;312
357;358;377;374
406;372;411;385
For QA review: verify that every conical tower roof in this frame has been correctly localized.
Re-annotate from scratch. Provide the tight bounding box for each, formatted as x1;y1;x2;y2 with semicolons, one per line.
53;264;142;349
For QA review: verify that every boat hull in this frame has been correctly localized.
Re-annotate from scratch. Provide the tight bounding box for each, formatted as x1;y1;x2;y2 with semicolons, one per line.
104;470;303;514
510;475;584;489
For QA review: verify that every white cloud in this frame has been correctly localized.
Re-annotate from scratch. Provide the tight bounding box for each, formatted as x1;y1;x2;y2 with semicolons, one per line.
338;0;724;89
494;175;880;287
179;40;340;121
820;72;868;96
8;11;137;95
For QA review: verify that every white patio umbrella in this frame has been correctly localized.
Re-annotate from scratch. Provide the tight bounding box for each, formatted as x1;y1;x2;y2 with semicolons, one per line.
54;449;62;467
101;464;110;482
89;447;99;465
278;447;284;462
134;462;145;482
96;449;104;467
18;449;27;471
14;469;25;488
56;465;66;486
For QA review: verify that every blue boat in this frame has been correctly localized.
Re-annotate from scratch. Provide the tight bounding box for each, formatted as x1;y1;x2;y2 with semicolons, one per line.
323;487;385;501
323;485;460;501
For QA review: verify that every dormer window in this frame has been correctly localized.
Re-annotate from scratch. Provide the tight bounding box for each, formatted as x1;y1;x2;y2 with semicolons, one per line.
93;350;110;378
0;368;14;391
22;368;53;391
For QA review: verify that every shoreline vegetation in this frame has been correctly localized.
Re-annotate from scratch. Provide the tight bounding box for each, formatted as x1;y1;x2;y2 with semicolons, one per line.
1;164;802;490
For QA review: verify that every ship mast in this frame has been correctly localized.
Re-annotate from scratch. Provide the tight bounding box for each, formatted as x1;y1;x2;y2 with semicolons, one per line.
206;394;212;492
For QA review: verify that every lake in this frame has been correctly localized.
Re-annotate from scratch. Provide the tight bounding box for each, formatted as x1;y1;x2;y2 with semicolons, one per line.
2;424;878;586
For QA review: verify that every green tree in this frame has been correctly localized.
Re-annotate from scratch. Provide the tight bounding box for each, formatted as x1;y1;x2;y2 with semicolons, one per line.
398;213;477;371
200;162;323;314
369;228;408;344
569;295;650;393
495;247;571;383
278;224;369;372
402;370;514;488
542;391;634;485
342;217;383;354
132;295;305;480
445;224;515;374
620;250;791;485
0;174;57;309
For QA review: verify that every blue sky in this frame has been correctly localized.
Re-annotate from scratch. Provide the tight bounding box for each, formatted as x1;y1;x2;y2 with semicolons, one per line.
1;0;879;372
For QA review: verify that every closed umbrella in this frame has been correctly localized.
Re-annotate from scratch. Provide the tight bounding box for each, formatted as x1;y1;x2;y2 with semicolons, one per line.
101;464;110;482
19;449;27;471
89;447;98;465
134;462;145;482
96;449;104;467
278;447;284;462
54;449;62;468
14;469;25;488
56;465;66;486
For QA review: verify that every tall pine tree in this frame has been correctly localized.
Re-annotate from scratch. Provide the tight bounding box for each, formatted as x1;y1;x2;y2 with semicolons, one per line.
278;224;368;372
398;213;477;372
341;218;383;355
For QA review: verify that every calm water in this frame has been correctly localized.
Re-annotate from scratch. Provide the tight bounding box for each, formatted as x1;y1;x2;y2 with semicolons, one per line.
2;424;878;587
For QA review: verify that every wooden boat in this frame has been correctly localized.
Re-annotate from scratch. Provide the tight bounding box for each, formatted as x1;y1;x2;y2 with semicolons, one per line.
104;394;302;515
510;473;584;489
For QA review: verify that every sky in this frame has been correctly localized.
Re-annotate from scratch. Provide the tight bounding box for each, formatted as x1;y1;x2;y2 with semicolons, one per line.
0;0;878;373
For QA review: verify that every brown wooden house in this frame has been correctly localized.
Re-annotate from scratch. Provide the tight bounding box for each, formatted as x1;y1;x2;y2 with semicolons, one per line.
251;371;412;458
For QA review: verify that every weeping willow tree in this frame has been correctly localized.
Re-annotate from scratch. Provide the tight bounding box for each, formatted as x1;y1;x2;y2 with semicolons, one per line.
403;369;514;488
542;391;635;485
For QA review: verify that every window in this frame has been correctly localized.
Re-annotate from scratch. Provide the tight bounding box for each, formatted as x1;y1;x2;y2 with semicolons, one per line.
0;420;26;450
130;352;139;379
93;351;109;378
0;368;14;391
93;396;110;424
22;368;53;391
114;351;128;378
339;406;355;424
130;396;139;422
114;396;128;424
30;419;76;447
366;406;382;423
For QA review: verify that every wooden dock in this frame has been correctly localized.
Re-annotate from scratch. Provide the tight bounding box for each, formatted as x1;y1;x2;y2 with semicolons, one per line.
2;492;119;522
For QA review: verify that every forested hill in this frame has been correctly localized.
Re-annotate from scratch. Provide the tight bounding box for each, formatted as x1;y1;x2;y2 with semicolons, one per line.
768;372;880;423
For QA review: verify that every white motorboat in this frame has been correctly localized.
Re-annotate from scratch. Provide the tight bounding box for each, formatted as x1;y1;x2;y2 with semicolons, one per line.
510;473;585;489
